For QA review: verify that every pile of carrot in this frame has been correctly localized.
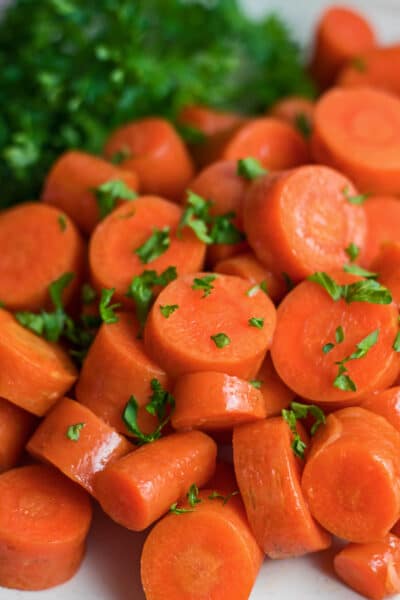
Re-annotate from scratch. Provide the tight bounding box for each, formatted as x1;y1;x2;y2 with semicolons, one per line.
2;5;400;599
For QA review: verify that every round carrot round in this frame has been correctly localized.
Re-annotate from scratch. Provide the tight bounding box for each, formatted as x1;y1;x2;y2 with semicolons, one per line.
372;242;400;309
76;312;168;435
27;397;133;495
310;6;376;89
89;196;206;303
103;117;194;201
0;398;36;474
334;534;400;600
256;354;295;417
361;387;400;434
94;431;217;531
233;418;331;558
41;150;139;236
311;87;400;195
302;407;400;543
271;272;400;404
144;272;277;380
177;104;245;136
214;251;287;304
205;461;238;495
171;372;266;431
0;202;85;311
243;166;367;281
362;196;400;267
141;490;263;600
221;117;309;170
0;464;92;590
269;96;314;135
0;309;78;416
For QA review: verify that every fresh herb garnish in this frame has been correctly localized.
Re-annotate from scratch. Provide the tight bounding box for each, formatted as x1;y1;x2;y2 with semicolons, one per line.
126;266;177;330
342;185;369;206
393;332;400;352
211;333;231;348
187;483;202;507
169;503;194;515
246;280;268;297
335;325;345;343
343;264;377;279
333;329;379;392
237;157;268;180
192;275;216;298
93;179;137;219
322;343;334;354
99;288;121;324
308;272;392;304
145;378;175;422
345;242;360;262
66;422;85;441
208;490;239;505
135;227;171;264
110;147;132;165
282;401;326;458
178;125;206;145
58;214;67;231
294;112;312;138
81;283;97;305
248;317;264;328
159;304;179;318
249;379;262;389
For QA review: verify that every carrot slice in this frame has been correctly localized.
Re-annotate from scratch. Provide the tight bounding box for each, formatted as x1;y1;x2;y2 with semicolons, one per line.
41;150;139;236
361;387;400;434
89;196;206;304
94;431;217;531
302;407;400;543
269;96;314;135
171;372;266;431
214;251;286;304
141;490;263;600
371;242;400;309
337;45;400;98
178;104;245;136
0;398;36;473
76;312;168;435
27;397;133;495
206;461;238;495
104;117;194;201
0;309;77;416
0;464;92;590
310;6;376;89
188;160;248;265
233;418;331;558
271;271;400;404
243;165;367;281
144;272;276;380
256;354;295;417
221;117;309;170
362;196;400;267
334;535;400;600
311;87;400;195
0;202;85;311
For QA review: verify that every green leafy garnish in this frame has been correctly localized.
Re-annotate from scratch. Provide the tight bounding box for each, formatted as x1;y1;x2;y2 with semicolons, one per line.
249;379;262;389
135;227;171;264
209;212;245;245
282;272;295;291
246;280;268;297
343;264;377;279
248;317;264;329
169;503;194;515
335;325;345;344
99;288;121;324
81;283;97;305
208;490;239;505
192;275;216;298
345;243;360;262
281;409;306;459
211;333;231;348
145;379;175;422
322;343;334;354
237;157;268;180
177;125;206;145
308;272;342;301
342;185;369;206
93;179;137;219
294;112;312;138
66;422;85;441
122;382;174;445
159;304;179;318
282;401;326;458
333;365;357;392
126;266;177;330
58;214;67;231
393;332;400;352
308;272;392;304
187;484;202;508
333;329;379;392
110;147;131;165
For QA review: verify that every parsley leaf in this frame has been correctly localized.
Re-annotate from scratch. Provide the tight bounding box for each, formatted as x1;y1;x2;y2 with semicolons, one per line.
135;227;171;264
282;401;326;458
342;185;369;205
126;266;177;330
335;325;345;344
66;422;85;441
308;272;342;301
110;147;132;165
308;272;392;304
99;288;121;324
237;157;268;180
146;379;175;422
322;343;334;354
209;212;245;245
333;370;357;392
187;484;202;507
93;179;137;219
393;332;400;352
178;125;206;145
169;503;194;515
49;272;74;310
246;280;268;297
81;283;97;305
248;317;264;328
208;490;239;505
159;304;178;318
282;408;307;459
345;242;360;262
211;333;231;348
249;379;262;389
294;112;312;138
333;329;379;392
343;264;377;279
58;214;67;231
192;275;216;298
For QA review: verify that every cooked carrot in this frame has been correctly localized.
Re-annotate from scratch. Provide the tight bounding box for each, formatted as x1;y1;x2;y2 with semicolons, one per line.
0;398;36;473
302;407;400;543
178;104;245;137
0;202;85;311
76;312;168;435
243;165;367;281
334;535;400;600
188;160;248;265
41;150;139;236
206;461;238;494
0;464;92;590
269;96;314;136
144;272;277;380
141;490;263;600
27;397;133;495
89;196;206;304
372;242;400;309
233;418;331;558
221;117;309;170
337;45;400;98
94;431;217;531
271;270;400;404
104;118;194;201
256;354;295;417
311;87;400;195
362;196;400;267
310;6;376;89
361;387;400;434
171;371;266;431
0;309;78;416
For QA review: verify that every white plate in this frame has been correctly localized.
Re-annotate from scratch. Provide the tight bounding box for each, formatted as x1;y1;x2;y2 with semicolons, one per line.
1;1;400;599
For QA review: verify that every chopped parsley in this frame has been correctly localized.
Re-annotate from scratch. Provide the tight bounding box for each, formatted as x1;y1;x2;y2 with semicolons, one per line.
135;227;171;264
342;185;369;206
294;112;312;138
58;214;67;231
282;401;326;458
345;243;360;262
93;179;137;219
333;329;379;392
248;317;264;328
246;280;268;297
81;283;97;305
308;272;391;304
249;379;262;389
208;490;239;505
99;288;121;324
159;304;179;318
66;422;85;441
126;266;177;330
237;157;268;180
210;333;231;348
192;275;216;298
343;264;377;279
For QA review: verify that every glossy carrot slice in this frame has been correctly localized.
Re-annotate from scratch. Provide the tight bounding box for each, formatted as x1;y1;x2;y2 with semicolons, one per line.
0;398;37;473
371;242;400;309
269;96;314;135
206;461;238;495
178;105;245;136
361;387;400;433
256;354;295;417
362;196;400;267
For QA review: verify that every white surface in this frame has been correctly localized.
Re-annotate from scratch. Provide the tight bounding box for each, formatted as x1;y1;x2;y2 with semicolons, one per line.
1;1;399;599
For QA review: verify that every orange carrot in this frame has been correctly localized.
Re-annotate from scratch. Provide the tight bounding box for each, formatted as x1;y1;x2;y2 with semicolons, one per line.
41;150;139;236
233;418;330;557
0;464;92;590
94;431;217;531
76;312;168;435
269;96;314;137
214;251;287;304
372;242;400;309
256;354;295;417
0;398;36;473
141;490;263;600
0;202;85;311
171;372;266;431
243;166;367;282
362;196;400;267
310;6;376;89
144;272;277;380
206;461;238;495
271;271;400;404
27;397;133;495
177;104;245;137
221;117;309;170
311;87;400;195
334;535;400;600
0;309;78;416
104;118;194;201
361;387;400;434
302;407;400;543
89;196;206;304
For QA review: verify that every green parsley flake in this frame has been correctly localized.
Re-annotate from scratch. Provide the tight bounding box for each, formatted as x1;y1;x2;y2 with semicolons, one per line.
58;214;67;231
192;275;216;298
135;227;171;264
99;288;121;324
211;332;231;348
246;280;268;297
66;422;85;441
159;304;179;318
294;112;312;138
393;332;400;352
208;490;239;505
237;157;268;180
342;185;369;205
93;179;137;219
249;379;262;389
126;266;177;331
343;264;377;279
345;242;360;262
248;317;264;329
